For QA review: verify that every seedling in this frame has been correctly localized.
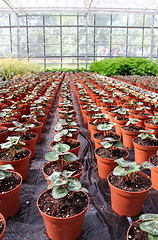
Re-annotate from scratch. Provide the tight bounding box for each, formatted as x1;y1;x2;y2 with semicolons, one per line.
21;114;38;128
0;136;25;157
8;121;31;138
97;122;115;137
30;106;45;117
138;129;157;140
47;170;88;199
113;106;129;120
0;164;14;180
126;118;140;126
101;138;122;150
142;150;158;169
0;109;14;121
152;114;158;124
139;213;158;240
92;113;109;124
45;143;77;170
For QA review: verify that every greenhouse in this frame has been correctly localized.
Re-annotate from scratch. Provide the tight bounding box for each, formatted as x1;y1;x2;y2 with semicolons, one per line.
0;1;158;240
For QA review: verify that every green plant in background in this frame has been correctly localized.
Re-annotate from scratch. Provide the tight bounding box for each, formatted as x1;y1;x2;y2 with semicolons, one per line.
138;129;157;140
0;164;14;180
89;57;158;76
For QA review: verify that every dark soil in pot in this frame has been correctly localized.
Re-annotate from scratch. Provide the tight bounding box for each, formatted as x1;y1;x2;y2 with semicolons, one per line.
94;132;119;141
150;155;158;166
55;126;79;133
44;161;82;176
17;132;37;141
96;147;128;159
135;112;151;117
145;119;158;125
38;190;88;218
0;149;30;161
89;121;108;126
0;118;16;124
122;125;144;132
51;139;80;150
0;172;21;193
0;218;4;235
127;221;148;240
134;137;158;147
116;116;129;121
109;173;151;192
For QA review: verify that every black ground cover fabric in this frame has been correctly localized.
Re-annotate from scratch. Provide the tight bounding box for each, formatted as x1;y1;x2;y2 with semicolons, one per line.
4;83;158;240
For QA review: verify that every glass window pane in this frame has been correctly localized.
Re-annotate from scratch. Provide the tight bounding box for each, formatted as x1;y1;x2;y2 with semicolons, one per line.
95;14;111;26
128;14;143;26
62;16;77;25
112;14;127;26
0;15;9;26
45;15;60;26
28;16;43;26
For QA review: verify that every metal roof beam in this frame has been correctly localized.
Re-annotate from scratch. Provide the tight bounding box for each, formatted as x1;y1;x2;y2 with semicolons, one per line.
2;0;18;15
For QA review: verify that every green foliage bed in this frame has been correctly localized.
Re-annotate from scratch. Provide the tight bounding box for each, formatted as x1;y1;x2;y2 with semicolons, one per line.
89;57;158;76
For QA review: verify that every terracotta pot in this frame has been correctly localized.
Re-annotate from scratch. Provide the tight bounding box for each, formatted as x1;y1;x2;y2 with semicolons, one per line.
126;220;141;240
36;115;47;132
20;103;31;115
25;122;43;143
0;127;8;144
133;137;158;164
37;190;89;240
21;133;38;158
149;155;158;191
133;113;152;127
88;122;99;141
128;108;141;118
93;132;121;149
95;147;129;180
0;171;22;219
50;140;81;157
144;120;158;138
108;172;152;217
121;127;140;149
101;105;115;114
114;118;128;136
42;161;84;185
108;111;118;123
0;213;6;240
0;148;31;180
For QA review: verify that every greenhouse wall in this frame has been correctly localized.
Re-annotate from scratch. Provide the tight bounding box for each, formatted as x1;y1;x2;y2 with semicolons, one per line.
0;13;158;68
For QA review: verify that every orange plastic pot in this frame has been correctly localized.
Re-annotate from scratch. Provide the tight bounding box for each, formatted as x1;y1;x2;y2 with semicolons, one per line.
36;115;47;132
42;161;84;185
108;172;152;217
149;155;158;191
133;113;152;127
133;137;158;164
145;120;158;138
95;147;129;180
26;122;43;143
0;148;31;180
88;122;99;141
50;140;81;157
21;133;38;159
114;118;128;136
0;127;8;144
37;190;89;240
108;111;117;123
0;213;6;240
121;127;140;149
126;220;141;240
0;172;22;219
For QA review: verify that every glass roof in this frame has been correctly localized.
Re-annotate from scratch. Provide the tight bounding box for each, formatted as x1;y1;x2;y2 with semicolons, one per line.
0;0;158;14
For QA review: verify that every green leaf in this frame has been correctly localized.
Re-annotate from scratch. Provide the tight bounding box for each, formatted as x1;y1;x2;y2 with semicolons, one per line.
45;152;59;162
80;187;89;193
149;134;157;140
101;141;112;148
139;214;158;221
113;166;127;176
62;170;75;178
52;186;68;199
0;164;14;171
142;161;154;170
55;124;63;131
47;171;61;181
0;171;6;180
66;177;81;191
14;145;22;151
63;152;77;162
140;220;158;236
0;142;12;149
49;177;67;187
54;133;62;142
138;133;148;139
148;233;158;240
53;143;70;154
114;158;129;167
113;141;122;148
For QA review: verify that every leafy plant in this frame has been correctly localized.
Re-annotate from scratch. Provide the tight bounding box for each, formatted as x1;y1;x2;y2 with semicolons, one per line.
152;114;158;124
139;213;158;240
97;122;115;137
92;113;109;124
45;143;77;170
0;136;25;157
138;129;157;140
101;138;122;150
126;118;140;126
8;121;29;138
47;170;88;199
0;164;14;180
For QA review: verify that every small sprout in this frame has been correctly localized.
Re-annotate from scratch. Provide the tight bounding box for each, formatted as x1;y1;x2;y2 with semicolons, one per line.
0;164;14;180
126;118;140;126
97;122;115;137
101;138;122;149
0;136;25;157
138;129;157;140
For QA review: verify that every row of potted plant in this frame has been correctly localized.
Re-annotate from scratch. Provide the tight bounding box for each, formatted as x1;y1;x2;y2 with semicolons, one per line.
71;71;158;239
0;71;64;239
